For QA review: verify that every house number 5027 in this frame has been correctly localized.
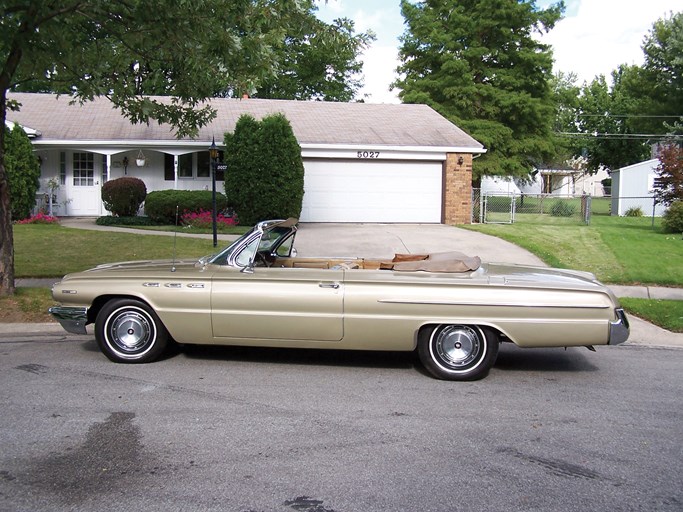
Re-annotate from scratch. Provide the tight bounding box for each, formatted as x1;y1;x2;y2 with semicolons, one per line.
357;151;380;159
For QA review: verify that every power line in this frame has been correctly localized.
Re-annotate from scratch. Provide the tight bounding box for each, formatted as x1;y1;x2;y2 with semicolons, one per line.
557;132;683;140
576;114;683;118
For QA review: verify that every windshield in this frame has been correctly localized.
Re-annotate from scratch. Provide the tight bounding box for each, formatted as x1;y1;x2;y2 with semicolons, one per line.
207;227;258;266
205;219;297;268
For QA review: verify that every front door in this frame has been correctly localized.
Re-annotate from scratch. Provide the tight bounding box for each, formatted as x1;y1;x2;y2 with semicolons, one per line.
67;152;101;216
211;267;344;341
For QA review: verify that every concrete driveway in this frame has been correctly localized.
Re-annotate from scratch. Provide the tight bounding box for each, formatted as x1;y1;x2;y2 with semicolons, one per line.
59;218;547;266
295;223;546;266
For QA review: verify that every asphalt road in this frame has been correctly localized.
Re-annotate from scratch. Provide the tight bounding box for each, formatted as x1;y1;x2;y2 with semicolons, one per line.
1;333;681;512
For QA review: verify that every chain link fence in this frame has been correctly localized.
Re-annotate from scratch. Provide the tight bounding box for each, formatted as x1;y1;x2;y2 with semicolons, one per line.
472;190;662;225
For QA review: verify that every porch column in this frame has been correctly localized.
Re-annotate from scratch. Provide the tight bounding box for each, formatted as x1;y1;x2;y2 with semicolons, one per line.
174;156;179;190
105;154;111;183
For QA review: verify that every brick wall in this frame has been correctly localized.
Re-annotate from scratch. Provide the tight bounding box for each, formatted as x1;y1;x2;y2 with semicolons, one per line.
443;153;472;225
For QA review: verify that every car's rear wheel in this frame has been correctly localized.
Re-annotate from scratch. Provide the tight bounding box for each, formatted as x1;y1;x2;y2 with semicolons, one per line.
418;324;499;380
95;299;168;363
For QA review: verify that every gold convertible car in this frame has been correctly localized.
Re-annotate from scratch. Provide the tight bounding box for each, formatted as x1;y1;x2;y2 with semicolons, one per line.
50;219;629;381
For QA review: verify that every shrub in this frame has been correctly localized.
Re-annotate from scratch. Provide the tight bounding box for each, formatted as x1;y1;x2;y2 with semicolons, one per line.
224;113;304;225
5;124;40;221
144;190;228;224
550;200;576;217
181;209;238;229
662;201;683;234
96;216;155;226
101;177;147;217
625;206;644;217
14;213;59;225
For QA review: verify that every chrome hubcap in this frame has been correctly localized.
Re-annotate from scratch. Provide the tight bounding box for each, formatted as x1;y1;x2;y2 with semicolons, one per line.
110;310;153;353
433;325;482;369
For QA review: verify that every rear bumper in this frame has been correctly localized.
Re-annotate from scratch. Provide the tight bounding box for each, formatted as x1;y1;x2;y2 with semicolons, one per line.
48;306;88;335
609;308;630;345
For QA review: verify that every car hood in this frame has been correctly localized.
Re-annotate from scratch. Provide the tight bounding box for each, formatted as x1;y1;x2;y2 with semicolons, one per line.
59;259;203;281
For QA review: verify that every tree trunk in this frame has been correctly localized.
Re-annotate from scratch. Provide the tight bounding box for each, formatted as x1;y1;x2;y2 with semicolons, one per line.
0;88;16;296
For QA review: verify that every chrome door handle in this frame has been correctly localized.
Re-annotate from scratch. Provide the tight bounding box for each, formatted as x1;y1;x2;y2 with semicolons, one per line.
319;283;340;289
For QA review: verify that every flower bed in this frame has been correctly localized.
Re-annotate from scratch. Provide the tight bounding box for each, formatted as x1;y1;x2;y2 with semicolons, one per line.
15;213;59;225
181;209;238;229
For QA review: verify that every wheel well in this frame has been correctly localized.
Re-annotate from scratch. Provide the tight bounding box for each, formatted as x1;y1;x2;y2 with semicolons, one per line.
87;295;150;324
417;323;505;344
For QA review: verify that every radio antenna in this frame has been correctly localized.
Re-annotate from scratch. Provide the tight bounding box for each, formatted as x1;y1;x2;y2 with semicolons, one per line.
171;205;179;272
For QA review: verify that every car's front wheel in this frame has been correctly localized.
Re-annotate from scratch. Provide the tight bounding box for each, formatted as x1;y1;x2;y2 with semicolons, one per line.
418;324;499;380
95;299;168;363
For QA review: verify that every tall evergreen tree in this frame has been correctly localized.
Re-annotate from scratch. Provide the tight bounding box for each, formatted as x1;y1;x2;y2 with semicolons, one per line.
395;0;564;179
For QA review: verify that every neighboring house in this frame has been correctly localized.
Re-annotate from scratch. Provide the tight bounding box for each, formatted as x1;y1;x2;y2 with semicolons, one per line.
481;168;609;197
7;93;485;224
611;159;667;216
480;176;521;195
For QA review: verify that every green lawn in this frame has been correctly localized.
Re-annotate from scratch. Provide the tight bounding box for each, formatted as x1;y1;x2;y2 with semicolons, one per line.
619;298;683;333
463;216;683;286
14;224;220;277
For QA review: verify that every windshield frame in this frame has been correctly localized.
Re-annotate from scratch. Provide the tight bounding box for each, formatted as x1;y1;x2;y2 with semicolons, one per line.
206;219;297;269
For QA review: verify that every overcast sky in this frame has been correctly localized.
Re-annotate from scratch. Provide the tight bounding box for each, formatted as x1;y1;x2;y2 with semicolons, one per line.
314;0;681;103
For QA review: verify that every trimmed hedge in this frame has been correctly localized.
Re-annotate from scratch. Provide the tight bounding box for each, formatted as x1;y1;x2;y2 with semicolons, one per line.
101;177;147;217
144;190;228;224
96;216;155;226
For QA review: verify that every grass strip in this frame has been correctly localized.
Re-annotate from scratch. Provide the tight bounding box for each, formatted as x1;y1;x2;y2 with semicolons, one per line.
620;298;683;333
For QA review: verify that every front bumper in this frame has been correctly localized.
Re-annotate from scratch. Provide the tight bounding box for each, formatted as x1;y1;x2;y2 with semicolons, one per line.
609;308;630;345
48;306;89;335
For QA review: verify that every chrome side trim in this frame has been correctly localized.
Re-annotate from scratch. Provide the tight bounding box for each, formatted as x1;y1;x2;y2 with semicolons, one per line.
377;299;610;309
48;306;88;335
609;308;630;345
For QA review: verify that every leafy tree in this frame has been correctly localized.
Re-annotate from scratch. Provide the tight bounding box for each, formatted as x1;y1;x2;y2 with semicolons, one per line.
4;123;39;221
549;71;582;166
653;144;683;206
255;12;375;101
224;113;304;225
636;12;683;135
0;0;305;295
395;0;564;179
573;69;650;172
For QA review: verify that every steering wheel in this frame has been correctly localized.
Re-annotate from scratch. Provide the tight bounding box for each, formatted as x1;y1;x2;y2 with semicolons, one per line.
255;252;271;267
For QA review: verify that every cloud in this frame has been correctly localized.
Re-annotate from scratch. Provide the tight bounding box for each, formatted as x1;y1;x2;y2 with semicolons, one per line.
541;0;680;83
358;45;400;103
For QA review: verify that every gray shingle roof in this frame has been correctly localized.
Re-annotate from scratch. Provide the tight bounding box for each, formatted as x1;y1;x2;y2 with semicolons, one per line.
7;93;483;150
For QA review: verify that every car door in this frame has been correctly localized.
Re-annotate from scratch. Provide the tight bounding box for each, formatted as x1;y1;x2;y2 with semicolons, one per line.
211;266;344;341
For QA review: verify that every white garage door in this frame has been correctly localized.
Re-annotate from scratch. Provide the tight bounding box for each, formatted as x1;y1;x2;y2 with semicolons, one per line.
300;160;442;222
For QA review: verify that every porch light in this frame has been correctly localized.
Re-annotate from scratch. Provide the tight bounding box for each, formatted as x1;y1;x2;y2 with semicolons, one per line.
209;137;218;247
136;150;146;167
